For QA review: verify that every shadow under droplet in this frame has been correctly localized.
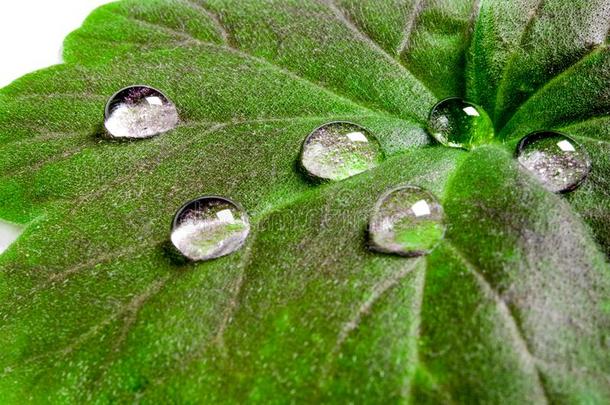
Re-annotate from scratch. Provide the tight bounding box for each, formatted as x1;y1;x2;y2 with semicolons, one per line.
160;240;191;266
93;121;112;141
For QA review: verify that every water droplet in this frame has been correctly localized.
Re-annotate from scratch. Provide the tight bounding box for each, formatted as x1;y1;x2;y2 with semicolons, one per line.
428;98;494;150
300;122;384;181
516;131;591;193
171;197;250;262
369;186;445;257
0;220;23;254
104;86;179;139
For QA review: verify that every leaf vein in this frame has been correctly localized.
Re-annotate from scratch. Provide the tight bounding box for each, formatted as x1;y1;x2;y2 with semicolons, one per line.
1;275;170;379
492;0;546;121
445;241;550;404
320;257;423;382
106;9;411;121
397;0;425;57
212;227;260;352
179;0;231;44
500;44;610;138
322;0;437;102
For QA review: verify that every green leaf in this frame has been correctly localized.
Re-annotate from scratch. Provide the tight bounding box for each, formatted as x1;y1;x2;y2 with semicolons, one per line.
1;0;609;402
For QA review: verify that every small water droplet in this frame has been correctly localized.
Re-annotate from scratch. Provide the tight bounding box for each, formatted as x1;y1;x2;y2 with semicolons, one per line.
428;98;494;150
516;131;591;193
104;86;179;139
300;122;384;181
369;186;445;257
171;197;250;262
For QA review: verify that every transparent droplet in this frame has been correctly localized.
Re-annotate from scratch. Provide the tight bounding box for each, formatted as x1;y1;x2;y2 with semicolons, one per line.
369;186;445;257
300;122;384;181
428;98;494;150
0;220;23;254
171;197;250;262
516;131;591;193
104;86;179;139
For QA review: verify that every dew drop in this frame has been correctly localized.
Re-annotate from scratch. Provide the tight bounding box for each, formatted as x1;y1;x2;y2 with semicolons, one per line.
428;98;494;150
0;220;23;255
171;197;250;262
300;122;384;181
369;186;445;257
516;131;591;193
104;86;179;139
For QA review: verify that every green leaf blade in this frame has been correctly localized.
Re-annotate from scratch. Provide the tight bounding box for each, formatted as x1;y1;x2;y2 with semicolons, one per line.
1;0;610;402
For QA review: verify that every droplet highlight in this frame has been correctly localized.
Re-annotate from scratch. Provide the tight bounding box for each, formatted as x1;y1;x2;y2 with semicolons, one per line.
369;186;445;257
300;122;384;181
428;98;494;150
171;197;250;262
516;131;591;193
104;85;179;139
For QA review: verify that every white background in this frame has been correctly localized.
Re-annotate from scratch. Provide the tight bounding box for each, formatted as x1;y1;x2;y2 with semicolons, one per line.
0;1;111;87
0;1;110;251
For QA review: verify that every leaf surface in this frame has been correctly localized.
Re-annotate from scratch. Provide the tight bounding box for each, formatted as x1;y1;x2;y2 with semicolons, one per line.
1;0;609;402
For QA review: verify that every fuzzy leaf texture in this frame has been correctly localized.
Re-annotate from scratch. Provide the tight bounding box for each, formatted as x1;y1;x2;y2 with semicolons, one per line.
1;0;610;403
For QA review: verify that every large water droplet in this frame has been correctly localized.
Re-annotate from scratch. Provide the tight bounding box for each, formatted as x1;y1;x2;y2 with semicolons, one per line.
516;131;591;193
369;186;445;257
300;122;384;181
104;86;179;139
171;197;250;262
428;98;494;150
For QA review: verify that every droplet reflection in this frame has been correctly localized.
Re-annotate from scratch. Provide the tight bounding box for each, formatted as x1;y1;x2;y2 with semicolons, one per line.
516;131;591;193
104;85;179;139
171;197;250;262
300;122;384;181
428;98;494;150
369;186;445;257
